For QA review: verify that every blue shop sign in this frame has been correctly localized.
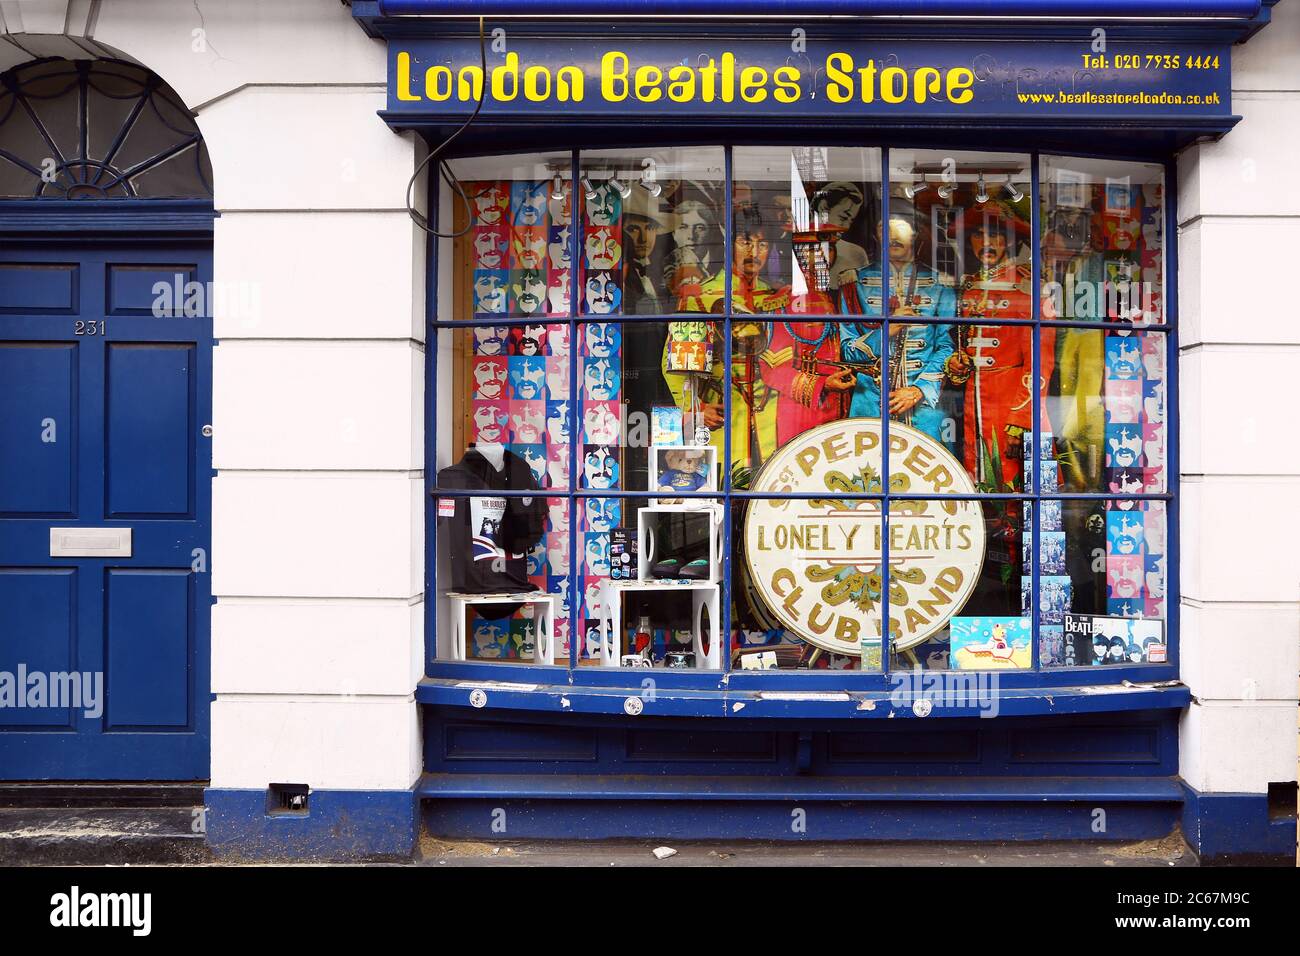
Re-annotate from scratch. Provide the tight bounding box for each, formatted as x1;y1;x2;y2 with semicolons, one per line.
375;0;1262;18
385;36;1231;121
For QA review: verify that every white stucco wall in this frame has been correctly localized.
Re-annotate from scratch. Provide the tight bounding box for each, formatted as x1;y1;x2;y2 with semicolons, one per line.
1;0;426;792
1177;1;1300;794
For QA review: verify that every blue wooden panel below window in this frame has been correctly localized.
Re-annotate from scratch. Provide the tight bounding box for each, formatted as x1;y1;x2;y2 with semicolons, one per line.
0;568;76;728
626;728;777;762
1009;723;1162;765
0;343;76;515
444;721;598;761
106;344;193;517
106;264;197;316
828;729;980;763
104;569;192;729
0;263;78;314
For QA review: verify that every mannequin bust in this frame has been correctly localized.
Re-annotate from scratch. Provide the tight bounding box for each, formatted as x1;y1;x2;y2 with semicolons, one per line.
475;441;506;472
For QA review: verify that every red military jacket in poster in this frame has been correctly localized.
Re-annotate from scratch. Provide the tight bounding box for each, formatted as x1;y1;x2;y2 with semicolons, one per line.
760;309;849;448
951;257;1056;488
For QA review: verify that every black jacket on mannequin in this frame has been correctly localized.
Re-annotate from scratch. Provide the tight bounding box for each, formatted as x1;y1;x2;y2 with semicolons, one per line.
436;446;547;594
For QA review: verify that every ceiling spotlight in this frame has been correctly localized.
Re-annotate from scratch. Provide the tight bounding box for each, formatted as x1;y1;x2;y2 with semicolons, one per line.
641;177;662;197
903;179;929;201
551;173;566;201
975;176;989;204
937;182;956;200
581;177;597;200
1004;180;1024;203
613;177;632;199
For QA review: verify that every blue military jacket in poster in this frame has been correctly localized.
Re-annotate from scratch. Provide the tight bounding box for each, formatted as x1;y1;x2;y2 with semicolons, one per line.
843;260;957;441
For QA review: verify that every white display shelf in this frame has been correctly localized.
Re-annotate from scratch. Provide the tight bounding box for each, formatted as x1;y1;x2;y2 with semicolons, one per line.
596;579;722;670
446;591;557;665
636;502;723;583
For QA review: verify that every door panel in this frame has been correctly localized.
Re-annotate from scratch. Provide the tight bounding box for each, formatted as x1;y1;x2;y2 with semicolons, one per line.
105;568;193;729
0;241;211;780
0;569;76;728
0;262;78;314
106;344;194;517
0;343;77;515
106;264;197;316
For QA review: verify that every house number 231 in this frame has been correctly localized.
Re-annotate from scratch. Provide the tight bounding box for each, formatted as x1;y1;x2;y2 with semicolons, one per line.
74;320;105;335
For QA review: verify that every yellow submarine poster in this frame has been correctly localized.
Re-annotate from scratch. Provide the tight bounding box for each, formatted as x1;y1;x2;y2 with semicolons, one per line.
949;616;1032;670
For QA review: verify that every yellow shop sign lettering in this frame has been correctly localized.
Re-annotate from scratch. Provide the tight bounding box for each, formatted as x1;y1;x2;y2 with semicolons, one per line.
600;52;802;104
397;51;586;103
394;50;976;107
822;53;974;105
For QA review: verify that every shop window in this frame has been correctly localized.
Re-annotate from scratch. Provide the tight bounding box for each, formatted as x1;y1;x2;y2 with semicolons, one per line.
1036;157;1168;667
1040;156;1164;326
0;58;212;199
884;498;1025;670
570;493;727;669
577;147;725;316
431;147;1172;682
450;151;572;319
730;146;883;314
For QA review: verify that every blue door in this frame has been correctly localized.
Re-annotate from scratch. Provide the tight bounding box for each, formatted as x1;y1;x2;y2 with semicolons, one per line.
0;240;212;779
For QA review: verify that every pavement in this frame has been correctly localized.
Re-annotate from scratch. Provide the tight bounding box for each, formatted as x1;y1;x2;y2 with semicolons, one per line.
415;831;1197;867
0;804;1198;865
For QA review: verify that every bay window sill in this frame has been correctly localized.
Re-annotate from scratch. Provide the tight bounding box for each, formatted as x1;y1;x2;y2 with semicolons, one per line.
416;675;1190;719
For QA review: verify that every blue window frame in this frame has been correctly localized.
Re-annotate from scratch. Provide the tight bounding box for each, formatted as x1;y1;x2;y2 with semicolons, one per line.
424;144;1178;695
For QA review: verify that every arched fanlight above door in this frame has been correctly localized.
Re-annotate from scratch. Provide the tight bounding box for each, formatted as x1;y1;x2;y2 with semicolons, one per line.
0;58;212;200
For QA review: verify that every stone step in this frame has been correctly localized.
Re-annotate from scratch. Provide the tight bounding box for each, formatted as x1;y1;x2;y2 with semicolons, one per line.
0;807;211;865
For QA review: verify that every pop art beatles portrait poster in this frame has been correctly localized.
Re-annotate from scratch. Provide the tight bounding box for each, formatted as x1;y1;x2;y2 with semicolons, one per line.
457;174;631;661
1102;330;1167;623
467;177;572;320
456;175;580;660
